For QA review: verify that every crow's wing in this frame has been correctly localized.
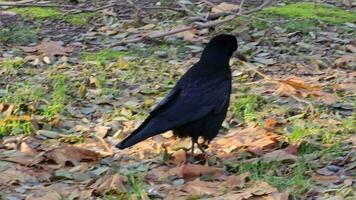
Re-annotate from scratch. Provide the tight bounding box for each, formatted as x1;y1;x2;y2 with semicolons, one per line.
116;73;230;149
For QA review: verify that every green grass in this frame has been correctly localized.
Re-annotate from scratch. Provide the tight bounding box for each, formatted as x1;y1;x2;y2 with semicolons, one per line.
2;83;46;104
11;7;62;20
65;12;99;26
233;94;263;122
237;160;314;196
265;2;356;25
0;57;26;75
10;7;98;26
41;74;70;118
0;120;32;137
82;49;130;63
249;2;356;32
0;27;39;45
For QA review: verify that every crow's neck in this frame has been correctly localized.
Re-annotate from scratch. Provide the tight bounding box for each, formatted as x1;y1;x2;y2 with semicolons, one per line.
200;49;230;71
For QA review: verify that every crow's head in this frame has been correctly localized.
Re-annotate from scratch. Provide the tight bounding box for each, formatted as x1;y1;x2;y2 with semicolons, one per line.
206;34;237;57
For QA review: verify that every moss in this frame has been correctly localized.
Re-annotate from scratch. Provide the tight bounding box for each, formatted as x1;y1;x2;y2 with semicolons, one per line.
11;7;62;20
65;12;99;26
265;2;356;25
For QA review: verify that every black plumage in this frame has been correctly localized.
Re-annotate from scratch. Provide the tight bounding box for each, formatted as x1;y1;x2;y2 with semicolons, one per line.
116;34;237;161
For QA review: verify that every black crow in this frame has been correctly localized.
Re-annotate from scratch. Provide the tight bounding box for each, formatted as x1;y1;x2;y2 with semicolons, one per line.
116;34;237;161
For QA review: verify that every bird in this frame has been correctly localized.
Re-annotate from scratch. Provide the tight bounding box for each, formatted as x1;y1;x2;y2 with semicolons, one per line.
116;34;238;162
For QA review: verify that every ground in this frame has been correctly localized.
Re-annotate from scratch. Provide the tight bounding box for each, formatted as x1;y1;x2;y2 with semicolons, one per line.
0;0;355;200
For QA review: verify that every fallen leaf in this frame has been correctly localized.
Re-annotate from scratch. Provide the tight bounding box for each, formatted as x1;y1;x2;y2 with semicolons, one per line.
91;174;128;195
223;172;250;189
21;41;73;56
262;149;298;162
174;25;200;42
1;151;45;166
212;2;239;13
95;126;110;138
46;146;101;167
311;174;339;185
173;149;187;165
275;76;338;103
346;44;356;53
170;164;223;180
334;54;356;68
181;179;222;196
214;124;281;153
264;117;277;129
209;181;278;200
26;191;62;200
316;167;335;176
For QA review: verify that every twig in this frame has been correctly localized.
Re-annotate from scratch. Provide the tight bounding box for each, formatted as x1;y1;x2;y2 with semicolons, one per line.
237;0;245;15
117;26;194;45
111;0;272;46
178;3;206;22
0;2;185;13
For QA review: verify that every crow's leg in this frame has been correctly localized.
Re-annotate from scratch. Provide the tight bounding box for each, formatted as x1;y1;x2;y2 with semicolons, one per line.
188;138;196;163
197;138;208;154
198;144;206;154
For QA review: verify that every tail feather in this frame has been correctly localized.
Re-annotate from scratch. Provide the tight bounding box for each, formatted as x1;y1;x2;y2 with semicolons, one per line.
115;117;168;149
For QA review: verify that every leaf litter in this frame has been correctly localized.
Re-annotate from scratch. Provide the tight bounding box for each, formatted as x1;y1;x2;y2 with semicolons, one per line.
0;0;355;199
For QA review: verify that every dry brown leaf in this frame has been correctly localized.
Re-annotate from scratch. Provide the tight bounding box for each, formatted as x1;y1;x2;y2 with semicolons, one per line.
181;179;222;196
212;2;239;13
174;25;200;42
208;181;278;200
46;146;101;167
95;126;110;138
262;149;298;162
259;192;289;200
91;174;128;195
264;117;277;129
21;41;73;56
146;166;172;183
223;172;250;189
179;164;223;180
26;191;62;200
334;54;356;68
172;149;187;165
311;174;340;185
275;76;338;103
0;168;36;186
167;164;223;180
1;151;45;166
214;124;281;153
346;44;356;53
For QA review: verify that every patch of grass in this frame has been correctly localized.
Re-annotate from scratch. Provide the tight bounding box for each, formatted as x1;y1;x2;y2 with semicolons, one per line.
233;94;263;122
238;160;314;196
127;173;148;200
0;27;39;45
11;7;62;20
2;83;46;105
265;2;356;25
82;49;130;63
66;12;99;26
10;7;98;26
41;74;69;118
250;2;356;33
0;120;32;137
0;57;26;75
